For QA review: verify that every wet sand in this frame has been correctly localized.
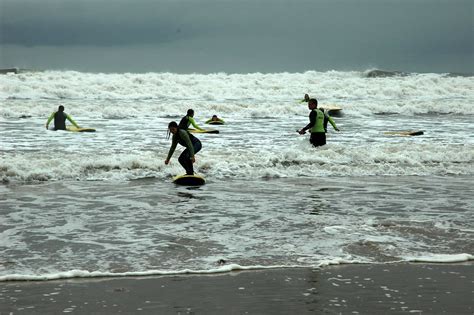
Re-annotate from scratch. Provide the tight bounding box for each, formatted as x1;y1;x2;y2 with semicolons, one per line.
1;263;472;314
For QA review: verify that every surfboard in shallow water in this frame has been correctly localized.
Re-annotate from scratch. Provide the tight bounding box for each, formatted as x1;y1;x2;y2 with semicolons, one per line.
206;120;225;125
384;130;424;136
66;126;96;132
188;128;219;134
172;174;206;186
319;105;342;116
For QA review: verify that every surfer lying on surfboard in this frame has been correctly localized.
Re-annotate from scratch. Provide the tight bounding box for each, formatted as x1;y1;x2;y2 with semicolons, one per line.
45;105;81;131
205;115;225;125
165;121;202;175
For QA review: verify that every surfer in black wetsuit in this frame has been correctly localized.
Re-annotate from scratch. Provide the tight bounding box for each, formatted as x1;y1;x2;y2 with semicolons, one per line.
300;94;333;132
298;98;339;147
205;115;225;124
165;121;202;175
178;109;204;131
45;105;80;130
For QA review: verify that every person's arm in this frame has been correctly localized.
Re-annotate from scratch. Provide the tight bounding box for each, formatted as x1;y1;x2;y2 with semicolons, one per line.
327;115;340;131
189;117;204;130
45;112;55;129
66;114;80;128
165;135;178;162
299;111;316;134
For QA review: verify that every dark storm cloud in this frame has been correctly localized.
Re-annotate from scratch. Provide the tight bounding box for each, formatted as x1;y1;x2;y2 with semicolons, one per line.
2;0;471;47
0;0;472;73
1;0;200;46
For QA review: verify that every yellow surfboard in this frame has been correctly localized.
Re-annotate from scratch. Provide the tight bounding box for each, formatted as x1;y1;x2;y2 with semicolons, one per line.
66;126;96;132
206;120;225;125
384;130;424;136
319;105;342;111
188;128;219;134
172;174;206;186
319;105;342;116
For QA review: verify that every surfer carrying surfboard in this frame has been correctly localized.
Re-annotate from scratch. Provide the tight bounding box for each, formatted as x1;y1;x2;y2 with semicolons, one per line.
179;109;204;131
165;121;202;175
298;98;339;147
45;105;80;131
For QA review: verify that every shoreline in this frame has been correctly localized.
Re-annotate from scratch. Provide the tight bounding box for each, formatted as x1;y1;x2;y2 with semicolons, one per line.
2;262;472;314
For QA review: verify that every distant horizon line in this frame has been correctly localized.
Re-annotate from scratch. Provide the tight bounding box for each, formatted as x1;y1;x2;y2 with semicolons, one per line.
1;67;473;77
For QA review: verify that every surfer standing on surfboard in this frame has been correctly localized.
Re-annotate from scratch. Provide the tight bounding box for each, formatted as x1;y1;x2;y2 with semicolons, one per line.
165;121;202;175
45;105;80;131
178;109;204;131
298;98;339;147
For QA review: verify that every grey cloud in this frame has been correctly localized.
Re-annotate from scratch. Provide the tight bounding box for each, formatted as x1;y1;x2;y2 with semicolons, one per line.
0;0;472;73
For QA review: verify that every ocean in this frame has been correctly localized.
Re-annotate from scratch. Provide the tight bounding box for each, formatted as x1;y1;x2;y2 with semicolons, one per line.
0;69;473;281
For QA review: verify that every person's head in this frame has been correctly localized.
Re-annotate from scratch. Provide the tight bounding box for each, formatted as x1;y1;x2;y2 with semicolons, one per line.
304;94;310;101
168;121;179;133
308;98;318;109
58;105;65;112
167;121;179;139
187;109;194;117
211;115;218;121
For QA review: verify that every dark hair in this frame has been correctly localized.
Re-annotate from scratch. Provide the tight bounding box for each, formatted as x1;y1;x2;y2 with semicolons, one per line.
167;121;178;139
187;109;194;116
308;98;318;106
58;105;65;112
168;121;178;129
212;115;217;118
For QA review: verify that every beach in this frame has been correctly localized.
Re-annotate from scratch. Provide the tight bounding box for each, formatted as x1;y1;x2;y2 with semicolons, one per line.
2;263;473;314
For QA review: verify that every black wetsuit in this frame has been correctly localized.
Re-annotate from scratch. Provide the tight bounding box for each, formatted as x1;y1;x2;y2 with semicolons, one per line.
178;116;189;129
167;129;202;175
54;112;68;130
301;108;339;147
302;109;326;147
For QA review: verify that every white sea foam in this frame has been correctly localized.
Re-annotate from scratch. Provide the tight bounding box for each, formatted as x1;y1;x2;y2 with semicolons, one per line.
1;142;472;183
0;259;369;282
1;70;473;117
405;253;473;263
2;253;470;282
0;264;284;282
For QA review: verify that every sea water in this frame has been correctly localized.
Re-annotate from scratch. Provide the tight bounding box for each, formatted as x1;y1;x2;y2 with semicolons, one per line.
0;70;473;281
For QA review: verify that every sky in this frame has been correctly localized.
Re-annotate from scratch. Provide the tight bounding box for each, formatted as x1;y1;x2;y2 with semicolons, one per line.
0;0;472;74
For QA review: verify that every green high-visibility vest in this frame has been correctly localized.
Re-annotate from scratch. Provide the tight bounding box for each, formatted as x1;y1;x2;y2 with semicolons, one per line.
310;109;326;133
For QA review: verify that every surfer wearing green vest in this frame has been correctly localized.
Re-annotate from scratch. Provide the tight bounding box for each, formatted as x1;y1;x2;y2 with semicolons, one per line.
298;98;339;147
165;121;202;175
45;105;80;130
300;94;336;132
179;109;204;131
